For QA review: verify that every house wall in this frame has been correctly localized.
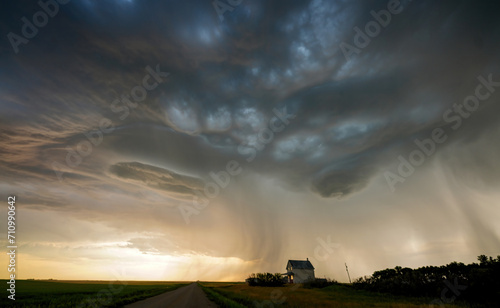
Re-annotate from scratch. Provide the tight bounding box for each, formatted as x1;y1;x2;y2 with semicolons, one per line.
292;269;315;283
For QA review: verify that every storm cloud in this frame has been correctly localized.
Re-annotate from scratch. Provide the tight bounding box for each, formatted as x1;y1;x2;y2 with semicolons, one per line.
0;0;499;281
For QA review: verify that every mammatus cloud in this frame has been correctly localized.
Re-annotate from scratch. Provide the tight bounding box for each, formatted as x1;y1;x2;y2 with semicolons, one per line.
2;0;499;200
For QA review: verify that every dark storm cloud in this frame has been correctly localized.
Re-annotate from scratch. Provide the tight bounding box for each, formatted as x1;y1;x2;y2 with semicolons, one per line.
109;161;204;200
1;0;500;202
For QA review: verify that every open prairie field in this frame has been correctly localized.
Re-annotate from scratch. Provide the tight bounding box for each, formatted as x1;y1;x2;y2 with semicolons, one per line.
199;282;469;308
0;280;189;308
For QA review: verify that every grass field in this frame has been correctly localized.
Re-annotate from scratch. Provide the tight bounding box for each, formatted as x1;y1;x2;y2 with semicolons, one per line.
0;280;189;307
199;282;470;307
1;280;474;307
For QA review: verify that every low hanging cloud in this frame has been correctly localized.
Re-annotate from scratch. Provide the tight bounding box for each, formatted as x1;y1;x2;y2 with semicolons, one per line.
311;163;375;198
108;162;204;201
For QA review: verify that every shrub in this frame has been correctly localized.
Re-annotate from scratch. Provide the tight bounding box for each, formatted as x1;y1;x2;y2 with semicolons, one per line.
246;273;284;287
302;278;338;289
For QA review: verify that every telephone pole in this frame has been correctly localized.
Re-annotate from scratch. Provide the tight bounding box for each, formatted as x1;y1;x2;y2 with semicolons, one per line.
345;263;351;283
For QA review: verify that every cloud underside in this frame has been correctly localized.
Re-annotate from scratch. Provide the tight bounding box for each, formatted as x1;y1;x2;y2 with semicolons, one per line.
0;0;499;202
312;167;372;198
109;162;204;200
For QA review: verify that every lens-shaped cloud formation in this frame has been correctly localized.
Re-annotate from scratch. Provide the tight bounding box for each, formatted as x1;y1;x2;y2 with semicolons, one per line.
109;162;204;201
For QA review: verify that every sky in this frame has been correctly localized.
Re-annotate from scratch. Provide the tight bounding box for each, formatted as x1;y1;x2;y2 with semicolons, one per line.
0;0;500;282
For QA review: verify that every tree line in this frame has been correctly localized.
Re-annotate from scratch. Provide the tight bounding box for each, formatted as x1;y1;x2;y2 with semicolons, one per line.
352;255;500;306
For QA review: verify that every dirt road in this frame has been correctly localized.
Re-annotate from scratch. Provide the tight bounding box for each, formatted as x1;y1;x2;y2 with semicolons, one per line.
124;283;217;308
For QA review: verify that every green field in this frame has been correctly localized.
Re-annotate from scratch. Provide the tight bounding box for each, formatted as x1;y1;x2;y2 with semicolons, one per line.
0;280;189;307
199;282;470;308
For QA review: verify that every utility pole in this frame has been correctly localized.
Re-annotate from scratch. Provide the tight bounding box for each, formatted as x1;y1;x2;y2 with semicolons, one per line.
345;263;351;283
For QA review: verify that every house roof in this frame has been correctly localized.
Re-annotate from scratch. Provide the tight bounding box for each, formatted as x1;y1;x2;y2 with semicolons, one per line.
287;259;314;270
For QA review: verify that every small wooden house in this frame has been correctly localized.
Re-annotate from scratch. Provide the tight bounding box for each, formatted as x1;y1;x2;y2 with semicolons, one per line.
284;258;315;283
